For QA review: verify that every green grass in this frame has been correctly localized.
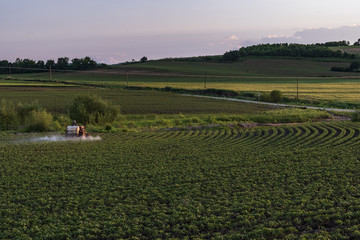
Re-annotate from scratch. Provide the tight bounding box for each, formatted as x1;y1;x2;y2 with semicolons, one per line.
137;57;357;77
0;86;274;115
329;45;360;55
108;108;330;131
2;121;360;239
122;56;358;76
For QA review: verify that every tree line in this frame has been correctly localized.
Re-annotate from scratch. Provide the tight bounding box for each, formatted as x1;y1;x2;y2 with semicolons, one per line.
223;41;358;61
331;62;360;72
0;56;108;74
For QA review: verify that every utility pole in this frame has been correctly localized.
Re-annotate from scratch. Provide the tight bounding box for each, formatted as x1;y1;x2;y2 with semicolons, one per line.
296;77;299;101
126;72;129;87
204;72;207;89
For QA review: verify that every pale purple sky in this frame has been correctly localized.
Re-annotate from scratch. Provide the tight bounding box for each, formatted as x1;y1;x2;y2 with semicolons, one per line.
1;0;360;64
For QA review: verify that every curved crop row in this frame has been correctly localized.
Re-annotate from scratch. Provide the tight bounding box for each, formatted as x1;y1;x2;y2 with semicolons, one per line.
146;122;360;150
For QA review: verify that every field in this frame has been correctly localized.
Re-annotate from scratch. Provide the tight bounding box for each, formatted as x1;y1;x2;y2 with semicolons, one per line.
2;57;360;105
0;85;273;115
2;121;360;239
1;56;360;238
329;46;360;55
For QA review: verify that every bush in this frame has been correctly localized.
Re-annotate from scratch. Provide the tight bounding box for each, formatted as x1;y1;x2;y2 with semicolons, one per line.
351;111;360;122
259;90;283;103
260;92;271;102
270;90;283;103
69;95;120;125
0;100;18;130
26;110;54;132
16;101;40;124
331;62;360;72
53;121;62;131
331;66;352;72
242;92;256;98
53;114;71;129
350;62;360;71
105;123;112;131
0;100;68;132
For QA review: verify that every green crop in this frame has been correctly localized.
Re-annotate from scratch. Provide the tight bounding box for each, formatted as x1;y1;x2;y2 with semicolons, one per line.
1;121;360;239
0;86;273;115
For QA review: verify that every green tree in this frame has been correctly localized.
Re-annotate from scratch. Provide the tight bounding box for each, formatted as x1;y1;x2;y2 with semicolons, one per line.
350;62;360;71
0;60;10;74
82;56;97;69
45;59;55;69
56;57;69;69
270;90;283;103
22;58;37;68
69;95;119;126
223;50;240;61
70;57;97;70
71;58;81;70
36;60;45;69
140;56;148;62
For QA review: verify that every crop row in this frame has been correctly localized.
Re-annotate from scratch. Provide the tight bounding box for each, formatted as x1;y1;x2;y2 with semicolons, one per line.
2;122;360;239
124;122;360;150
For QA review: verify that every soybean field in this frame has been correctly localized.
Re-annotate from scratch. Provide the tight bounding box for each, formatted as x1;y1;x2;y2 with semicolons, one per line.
2;121;360;239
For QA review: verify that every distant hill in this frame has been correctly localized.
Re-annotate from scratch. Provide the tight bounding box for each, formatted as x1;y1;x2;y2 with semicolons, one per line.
222;43;359;61
115;57;359;78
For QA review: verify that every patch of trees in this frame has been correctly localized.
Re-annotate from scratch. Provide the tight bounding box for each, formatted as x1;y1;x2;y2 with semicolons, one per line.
353;39;360;46
69;95;119;126
0;56;107;74
0;95;120;131
331;62;360;72
223;42;358;61
316;40;350;47
0;100;61;131
140;56;148;63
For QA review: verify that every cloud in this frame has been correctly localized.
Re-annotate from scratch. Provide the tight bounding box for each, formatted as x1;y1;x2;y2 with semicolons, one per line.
227;35;239;41
241;25;360;46
207;35;242;50
294;25;360;43
93;56;125;65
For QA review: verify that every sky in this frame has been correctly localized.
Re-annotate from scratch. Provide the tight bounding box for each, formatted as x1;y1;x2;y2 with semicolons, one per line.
1;0;360;64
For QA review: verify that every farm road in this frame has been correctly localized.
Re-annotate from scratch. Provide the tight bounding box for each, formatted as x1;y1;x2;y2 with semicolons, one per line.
182;94;356;113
